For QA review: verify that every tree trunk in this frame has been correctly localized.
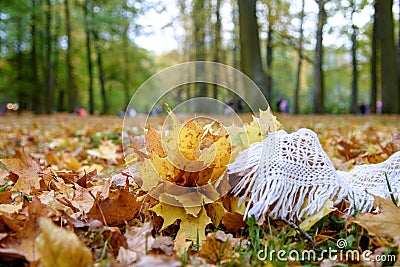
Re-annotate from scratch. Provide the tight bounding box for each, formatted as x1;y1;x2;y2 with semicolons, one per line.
44;0;53;114
265;3;274;102
93;30;108;114
370;1;378;114
84;0;94;114
193;0;207;98
378;0;399;113
123;26;130;107
238;0;266;103
53;14;62;111
397;0;400;111
65;0;78;112
16;18;25;113
212;0;222;100
312;0;326;114
350;0;358;114
294;0;305;114
232;1;239;94
31;0;42;114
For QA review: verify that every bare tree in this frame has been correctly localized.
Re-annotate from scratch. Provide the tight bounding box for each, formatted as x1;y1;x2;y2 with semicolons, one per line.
44;0;54;114
370;1;377;114
312;0;326;114
350;0;358;114
83;0;94;114
65;0;78;113
238;0;266;101
294;0;305;114
377;0;399;113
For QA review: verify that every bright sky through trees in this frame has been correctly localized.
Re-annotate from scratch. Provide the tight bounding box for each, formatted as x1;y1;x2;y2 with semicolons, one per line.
135;0;385;55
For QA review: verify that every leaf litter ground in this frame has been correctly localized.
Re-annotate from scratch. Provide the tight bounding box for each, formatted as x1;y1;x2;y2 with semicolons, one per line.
0;113;400;266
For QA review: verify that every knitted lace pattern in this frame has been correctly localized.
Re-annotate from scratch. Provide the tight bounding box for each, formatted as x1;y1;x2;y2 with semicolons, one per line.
228;128;400;223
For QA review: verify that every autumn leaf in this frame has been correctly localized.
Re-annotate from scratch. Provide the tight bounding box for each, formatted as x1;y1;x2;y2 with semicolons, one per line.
348;195;400;246
0;198;53;262
299;199;335;231
198;230;234;264
205;201;226;226
87;140;120;161
222;212;246;232
173;232;191;258
145;126;166;157
150;202;211;241
241;107;280;148
0;148;41;194
117;222;155;265
87;186;142;226
36;217;93;267
150;236;174;255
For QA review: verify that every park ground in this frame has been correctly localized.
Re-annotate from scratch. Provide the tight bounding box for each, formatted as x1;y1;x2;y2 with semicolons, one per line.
0;113;399;266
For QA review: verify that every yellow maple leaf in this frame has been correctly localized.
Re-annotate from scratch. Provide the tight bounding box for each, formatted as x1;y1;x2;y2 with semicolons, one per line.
150;202;211;241
36;218;93;267
234;107;280;151
139;157;165;191
299;199;334;231
139;109;280;241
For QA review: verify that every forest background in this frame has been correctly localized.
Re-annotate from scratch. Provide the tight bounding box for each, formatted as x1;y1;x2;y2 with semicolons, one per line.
1;0;400;115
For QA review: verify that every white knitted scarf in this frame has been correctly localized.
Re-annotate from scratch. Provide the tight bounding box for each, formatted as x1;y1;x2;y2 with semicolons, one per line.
228;128;400;223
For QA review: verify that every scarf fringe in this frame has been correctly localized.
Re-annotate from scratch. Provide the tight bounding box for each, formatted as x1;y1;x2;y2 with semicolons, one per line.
228;129;400;223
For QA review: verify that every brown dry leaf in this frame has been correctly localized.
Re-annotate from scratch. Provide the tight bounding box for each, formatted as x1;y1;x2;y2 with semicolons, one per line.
0;198;53;262
0;149;41;194
205;201;226;226
348;196;400;246
117;246;139;265
0;202;23;214
76;169;97;188
150;236;174;256
70;179;111;214
87;187;142;226
133;255;181;267
145;126;166;157
129;134;148;160
36;217;93;267
198;230;234;264
0;168;9;186
125;222;154;253
0;191;12;204
102;226;128;257
38;190;74;215
173;232;191;258
116;222;155;264
222;212;246;232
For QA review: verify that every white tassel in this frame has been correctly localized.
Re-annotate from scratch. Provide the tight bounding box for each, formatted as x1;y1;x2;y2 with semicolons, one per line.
228;129;400;223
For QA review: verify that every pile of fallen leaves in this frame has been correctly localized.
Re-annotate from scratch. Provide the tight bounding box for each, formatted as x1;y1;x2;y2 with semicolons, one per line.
0;113;399;266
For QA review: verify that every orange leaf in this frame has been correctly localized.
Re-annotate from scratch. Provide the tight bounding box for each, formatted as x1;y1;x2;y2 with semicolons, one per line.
87;188;142;226
222;212;246;232
0;149;41;194
0;198;53;262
